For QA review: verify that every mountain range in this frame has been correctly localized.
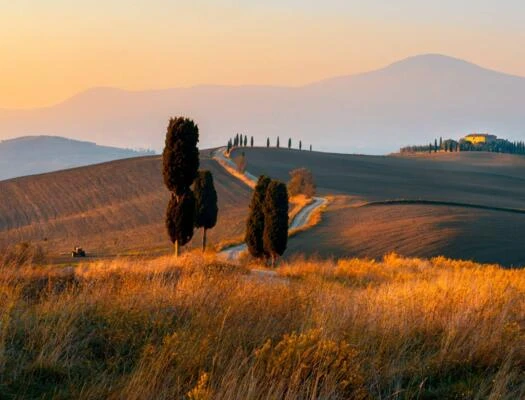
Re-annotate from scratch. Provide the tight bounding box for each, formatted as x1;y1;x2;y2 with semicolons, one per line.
0;136;154;181
1;54;524;154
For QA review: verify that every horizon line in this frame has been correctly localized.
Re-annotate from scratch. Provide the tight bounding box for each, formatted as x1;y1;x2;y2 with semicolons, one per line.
3;53;525;112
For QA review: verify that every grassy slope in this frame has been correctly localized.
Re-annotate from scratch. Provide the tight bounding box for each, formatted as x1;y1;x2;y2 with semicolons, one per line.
0;154;251;257
0;254;522;399
234;148;525;265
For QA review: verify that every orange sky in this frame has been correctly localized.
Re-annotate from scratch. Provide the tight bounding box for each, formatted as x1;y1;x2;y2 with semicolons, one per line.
1;1;524;109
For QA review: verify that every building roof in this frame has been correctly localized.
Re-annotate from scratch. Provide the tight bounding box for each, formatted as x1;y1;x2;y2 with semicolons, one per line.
465;133;496;138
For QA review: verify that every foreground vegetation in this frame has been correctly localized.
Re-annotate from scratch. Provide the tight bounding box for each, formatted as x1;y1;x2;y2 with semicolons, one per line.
0;253;523;399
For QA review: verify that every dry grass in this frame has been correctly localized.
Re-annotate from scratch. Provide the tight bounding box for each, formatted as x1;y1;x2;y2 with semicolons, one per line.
0;252;523;399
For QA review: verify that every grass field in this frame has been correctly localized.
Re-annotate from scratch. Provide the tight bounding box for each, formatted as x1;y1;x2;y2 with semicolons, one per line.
0;253;522;399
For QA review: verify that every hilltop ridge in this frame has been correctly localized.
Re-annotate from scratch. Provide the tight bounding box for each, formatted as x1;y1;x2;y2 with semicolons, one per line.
1;54;525;154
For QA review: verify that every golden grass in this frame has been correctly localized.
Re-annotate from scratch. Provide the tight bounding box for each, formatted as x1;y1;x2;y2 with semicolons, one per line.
0;253;523;399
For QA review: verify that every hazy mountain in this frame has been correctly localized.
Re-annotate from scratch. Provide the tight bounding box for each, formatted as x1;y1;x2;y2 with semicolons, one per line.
0;136;154;181
1;54;524;154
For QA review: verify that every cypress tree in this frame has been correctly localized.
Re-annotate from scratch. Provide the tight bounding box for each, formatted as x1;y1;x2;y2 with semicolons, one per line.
434;139;438;153
267;137;270;148
163;118;199;196
299;140;302;151
246;176;272;259
310;144;312;151
162;117;199;256
243;135;247;147
165;191;196;256
227;139;232;153
277;137;280;148
263;181;289;267
288;138;292;149
194;170;218;252
251;136;254;147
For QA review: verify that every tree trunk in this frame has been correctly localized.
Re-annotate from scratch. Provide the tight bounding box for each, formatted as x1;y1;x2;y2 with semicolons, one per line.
202;228;207;253
174;240;179;257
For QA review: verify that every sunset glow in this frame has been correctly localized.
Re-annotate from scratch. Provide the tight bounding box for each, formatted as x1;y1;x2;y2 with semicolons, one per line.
2;0;525;109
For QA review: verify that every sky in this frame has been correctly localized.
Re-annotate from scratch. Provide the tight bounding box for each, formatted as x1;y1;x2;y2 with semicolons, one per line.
1;0;525;109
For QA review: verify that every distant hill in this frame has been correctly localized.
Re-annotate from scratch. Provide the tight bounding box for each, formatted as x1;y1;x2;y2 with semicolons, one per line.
1;54;525;154
0;136;154;180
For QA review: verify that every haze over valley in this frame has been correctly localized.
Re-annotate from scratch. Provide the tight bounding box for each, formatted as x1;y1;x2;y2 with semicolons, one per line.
2;54;525;154
0;136;153;180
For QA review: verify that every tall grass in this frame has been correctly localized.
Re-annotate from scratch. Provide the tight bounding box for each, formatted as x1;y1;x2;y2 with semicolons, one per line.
0;252;523;399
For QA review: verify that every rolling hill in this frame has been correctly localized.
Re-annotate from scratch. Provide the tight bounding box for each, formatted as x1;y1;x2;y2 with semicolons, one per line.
2;146;525;265
232;148;525;266
0;136;154;180
0;152;251;257
1;54;525;154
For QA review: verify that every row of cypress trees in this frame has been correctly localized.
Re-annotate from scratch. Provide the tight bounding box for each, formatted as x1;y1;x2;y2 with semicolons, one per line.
162;117;218;256
245;176;289;266
227;136;313;152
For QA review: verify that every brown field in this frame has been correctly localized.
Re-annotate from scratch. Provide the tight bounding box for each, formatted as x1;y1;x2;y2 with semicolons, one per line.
233;148;525;266
0;153;251;258
3;147;525;265
0;253;522;399
233;148;525;207
286;196;525;266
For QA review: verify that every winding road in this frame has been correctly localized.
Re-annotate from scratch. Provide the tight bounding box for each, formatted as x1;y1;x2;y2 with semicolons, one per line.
212;148;328;261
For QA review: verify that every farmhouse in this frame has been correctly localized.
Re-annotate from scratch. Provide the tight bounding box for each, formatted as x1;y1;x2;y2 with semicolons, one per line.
463;133;497;144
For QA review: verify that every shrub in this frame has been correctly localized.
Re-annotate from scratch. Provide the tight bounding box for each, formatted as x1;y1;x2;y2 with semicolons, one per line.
288;168;316;198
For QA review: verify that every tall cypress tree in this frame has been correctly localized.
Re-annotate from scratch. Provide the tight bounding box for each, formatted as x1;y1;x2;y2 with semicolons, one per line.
165;191;196;255
277;136;280;148
299;140;302;151
244;135;248;147
162;117;199;256
288;138;292;149
267;137;270;148
251;136;254;147
245;176;271;259
194;170;218;252
263;181;289;267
